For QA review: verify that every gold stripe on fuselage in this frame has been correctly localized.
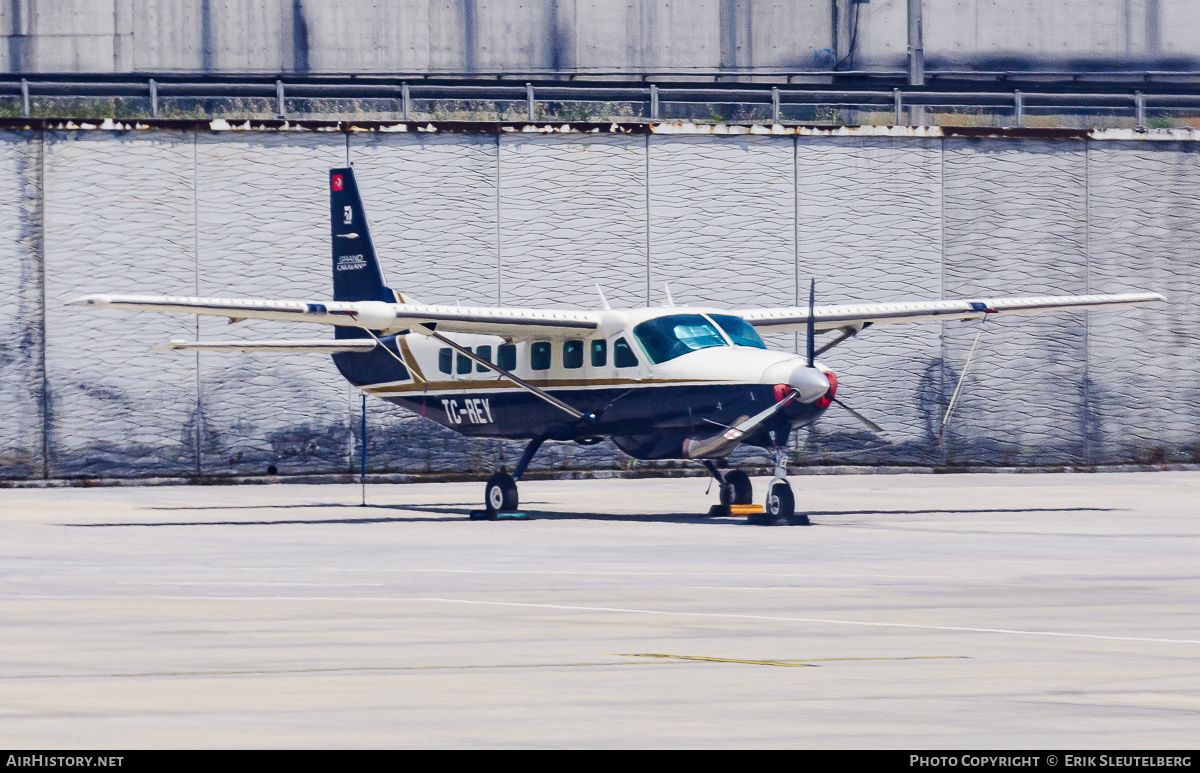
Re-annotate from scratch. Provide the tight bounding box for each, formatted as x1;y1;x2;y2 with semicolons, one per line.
364;377;722;395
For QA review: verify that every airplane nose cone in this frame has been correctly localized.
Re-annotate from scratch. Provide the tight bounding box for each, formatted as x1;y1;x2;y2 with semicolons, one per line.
789;366;831;403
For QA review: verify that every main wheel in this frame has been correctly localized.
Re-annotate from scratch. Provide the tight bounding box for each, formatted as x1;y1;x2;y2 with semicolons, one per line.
484;472;519;519
721;470;753;505
760;479;797;525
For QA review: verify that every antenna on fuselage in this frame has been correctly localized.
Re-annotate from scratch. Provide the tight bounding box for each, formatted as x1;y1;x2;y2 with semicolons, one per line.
595;283;612;310
664;283;676;307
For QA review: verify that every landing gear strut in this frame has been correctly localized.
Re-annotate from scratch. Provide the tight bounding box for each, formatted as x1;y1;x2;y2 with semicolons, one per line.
759;448;807;526
479;436;545;519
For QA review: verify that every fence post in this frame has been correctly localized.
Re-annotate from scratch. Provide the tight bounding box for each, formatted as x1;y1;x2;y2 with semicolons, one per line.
149;78;158;118
401;82;411;121
1135;91;1146;130
894;88;903;125
526;82;535;121
21;78;29;118
772;86;780;123
276;79;285;119
650;84;659;120
1014;89;1023;127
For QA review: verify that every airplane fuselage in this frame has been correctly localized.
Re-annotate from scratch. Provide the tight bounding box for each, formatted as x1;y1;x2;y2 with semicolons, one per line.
331;307;835;459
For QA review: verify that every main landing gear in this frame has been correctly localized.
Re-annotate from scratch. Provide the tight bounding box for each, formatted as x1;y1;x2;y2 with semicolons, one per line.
704;452;808;526
478;436;545;520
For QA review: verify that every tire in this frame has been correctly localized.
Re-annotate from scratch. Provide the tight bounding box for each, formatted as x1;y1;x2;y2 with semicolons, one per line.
757;479;796;526
484;472;519;518
724;470;753;505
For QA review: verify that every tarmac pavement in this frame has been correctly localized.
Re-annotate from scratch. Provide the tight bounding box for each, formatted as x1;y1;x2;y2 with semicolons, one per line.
1;471;1198;748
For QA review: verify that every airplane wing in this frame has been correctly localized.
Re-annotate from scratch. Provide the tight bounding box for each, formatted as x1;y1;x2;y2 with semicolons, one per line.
153;338;378;353
68;294;600;338
739;292;1166;334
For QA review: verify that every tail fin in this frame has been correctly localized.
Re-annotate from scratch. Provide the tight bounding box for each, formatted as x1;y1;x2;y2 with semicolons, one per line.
329;167;399;305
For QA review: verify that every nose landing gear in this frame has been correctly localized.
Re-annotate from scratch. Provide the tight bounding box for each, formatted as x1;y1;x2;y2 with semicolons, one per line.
750;449;808;526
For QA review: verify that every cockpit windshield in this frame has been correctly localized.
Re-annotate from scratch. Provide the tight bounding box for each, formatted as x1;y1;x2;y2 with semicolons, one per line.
633;314;728;364
709;314;766;349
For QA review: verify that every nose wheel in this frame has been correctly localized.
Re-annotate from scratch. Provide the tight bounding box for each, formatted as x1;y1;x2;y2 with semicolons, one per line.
750;450;810;526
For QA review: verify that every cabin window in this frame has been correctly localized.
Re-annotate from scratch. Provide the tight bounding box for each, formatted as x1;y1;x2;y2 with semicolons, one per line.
709;314;766;349
563;340;583;369
633;314;727;364
456;352;472;374
475;345;492;373
530;341;551;371
438;348;452;374
591;339;607;367
613;337;638;368
498;344;516;371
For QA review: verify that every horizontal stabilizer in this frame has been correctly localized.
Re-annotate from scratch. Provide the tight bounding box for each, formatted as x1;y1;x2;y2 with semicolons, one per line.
154;339;378;354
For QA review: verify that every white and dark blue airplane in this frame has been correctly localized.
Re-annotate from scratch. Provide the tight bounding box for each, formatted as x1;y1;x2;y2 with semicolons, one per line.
72;168;1165;524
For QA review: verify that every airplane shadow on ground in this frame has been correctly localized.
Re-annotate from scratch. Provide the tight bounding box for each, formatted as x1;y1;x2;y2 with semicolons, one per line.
62;505;1116;528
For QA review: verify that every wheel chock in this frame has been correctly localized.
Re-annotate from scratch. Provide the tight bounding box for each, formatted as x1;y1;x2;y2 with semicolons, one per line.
470;510;530;520
707;504;764;517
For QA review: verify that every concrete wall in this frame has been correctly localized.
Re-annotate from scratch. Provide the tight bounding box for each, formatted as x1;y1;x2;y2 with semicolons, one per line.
0;126;1197;480
0;0;1196;75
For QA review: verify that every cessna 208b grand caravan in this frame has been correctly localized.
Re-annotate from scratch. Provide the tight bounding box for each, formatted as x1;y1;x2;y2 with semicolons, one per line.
73;168;1164;524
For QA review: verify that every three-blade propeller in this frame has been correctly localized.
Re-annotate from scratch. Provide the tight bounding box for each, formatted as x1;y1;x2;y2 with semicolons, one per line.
806;279;888;438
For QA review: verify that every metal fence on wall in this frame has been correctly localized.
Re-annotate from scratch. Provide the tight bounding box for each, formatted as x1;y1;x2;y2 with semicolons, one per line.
0;121;1197;481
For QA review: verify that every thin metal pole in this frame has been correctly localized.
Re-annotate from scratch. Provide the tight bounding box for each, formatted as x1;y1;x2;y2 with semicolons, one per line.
149;78;158;118
1014;89;1023;127
21;78;29;117
401;82;411;120
526;82;535;121
772;86;780;123
276;79;285;118
894;88;903;125
650;84;659;120
1135;90;1146;129
360;392;367;506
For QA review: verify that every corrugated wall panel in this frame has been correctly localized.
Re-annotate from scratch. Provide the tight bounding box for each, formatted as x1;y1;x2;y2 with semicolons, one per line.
795;137;943;465
1087;142;1200;464
500;134;647;310
349;132;500;473
941;139;1089;466
648;135;794;313
498;133;649;471
43;131;198;476
0;134;44;479
195;132;349;476
15;129;1198;477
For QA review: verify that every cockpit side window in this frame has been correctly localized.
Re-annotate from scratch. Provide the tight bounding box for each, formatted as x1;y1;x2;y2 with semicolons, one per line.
708;314;767;349
613;337;638;368
633;314;728;364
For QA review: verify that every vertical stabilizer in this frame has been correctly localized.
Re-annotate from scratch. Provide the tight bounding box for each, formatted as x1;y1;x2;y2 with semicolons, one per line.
330;167;397;304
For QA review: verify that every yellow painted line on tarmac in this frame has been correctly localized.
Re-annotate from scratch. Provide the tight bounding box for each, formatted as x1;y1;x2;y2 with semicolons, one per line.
617;653;970;667
614;653;816;667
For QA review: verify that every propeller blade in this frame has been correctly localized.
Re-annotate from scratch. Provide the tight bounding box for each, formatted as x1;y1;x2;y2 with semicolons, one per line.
806;278;815;367
832;397;889;436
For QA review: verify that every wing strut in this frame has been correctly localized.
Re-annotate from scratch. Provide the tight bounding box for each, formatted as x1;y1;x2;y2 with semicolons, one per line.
424;330;594;422
939;318;988;443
